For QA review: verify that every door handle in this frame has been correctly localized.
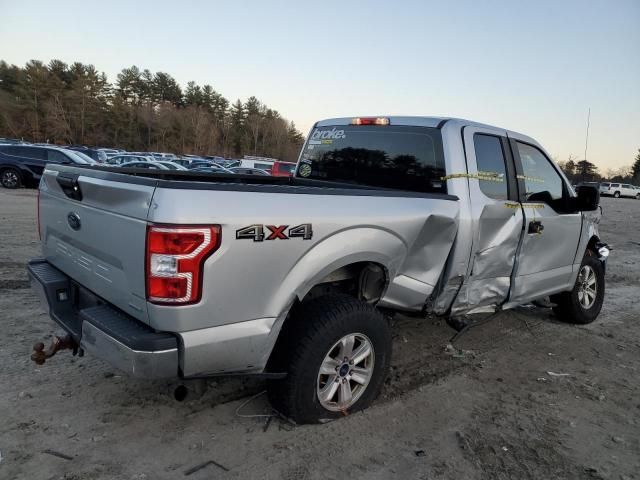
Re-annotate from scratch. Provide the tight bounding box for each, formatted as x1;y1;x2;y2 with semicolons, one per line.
528;220;544;234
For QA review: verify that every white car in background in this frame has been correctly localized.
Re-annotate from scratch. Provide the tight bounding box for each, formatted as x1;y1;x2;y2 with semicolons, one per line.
600;183;640;199
238;158;274;171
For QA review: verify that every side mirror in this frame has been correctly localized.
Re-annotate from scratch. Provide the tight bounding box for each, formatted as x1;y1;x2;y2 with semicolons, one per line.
574;185;600;211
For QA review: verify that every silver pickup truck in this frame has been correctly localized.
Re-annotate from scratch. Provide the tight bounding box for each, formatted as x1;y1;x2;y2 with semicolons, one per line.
28;116;608;423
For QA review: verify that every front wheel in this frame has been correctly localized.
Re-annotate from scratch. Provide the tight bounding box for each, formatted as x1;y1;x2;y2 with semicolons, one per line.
267;294;391;424
613;191;621;198
551;251;604;324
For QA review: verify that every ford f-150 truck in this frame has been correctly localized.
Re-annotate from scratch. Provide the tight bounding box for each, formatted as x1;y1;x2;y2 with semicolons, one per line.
28;116;608;423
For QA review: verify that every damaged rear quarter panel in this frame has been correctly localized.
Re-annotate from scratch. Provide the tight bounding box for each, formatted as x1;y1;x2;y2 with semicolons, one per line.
146;187;460;332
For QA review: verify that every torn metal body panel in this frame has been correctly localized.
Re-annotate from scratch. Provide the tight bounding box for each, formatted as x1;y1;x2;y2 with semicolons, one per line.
379;212;459;311
449;202;524;314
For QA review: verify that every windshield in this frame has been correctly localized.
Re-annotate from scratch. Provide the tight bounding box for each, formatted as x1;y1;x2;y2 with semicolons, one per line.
71;150;97;164
297;125;446;193
61;149;90;164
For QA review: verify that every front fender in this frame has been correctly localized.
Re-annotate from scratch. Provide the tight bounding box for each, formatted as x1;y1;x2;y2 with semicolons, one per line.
267;227;407;316
570;212;601;285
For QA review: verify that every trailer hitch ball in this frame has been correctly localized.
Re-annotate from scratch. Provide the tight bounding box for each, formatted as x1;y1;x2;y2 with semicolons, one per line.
31;335;77;365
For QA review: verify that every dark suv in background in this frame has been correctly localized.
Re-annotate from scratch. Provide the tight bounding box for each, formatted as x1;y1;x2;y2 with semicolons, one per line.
0;145;90;188
66;146;108;163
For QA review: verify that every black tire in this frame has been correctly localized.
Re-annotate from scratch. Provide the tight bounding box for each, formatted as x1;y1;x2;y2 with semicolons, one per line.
551;251;604;324
267;294;392;424
1;167;22;189
613;191;620;198
636;194;640;200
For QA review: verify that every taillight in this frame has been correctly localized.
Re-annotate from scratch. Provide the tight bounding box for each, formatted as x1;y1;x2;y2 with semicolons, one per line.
351;117;390;126
146;224;221;304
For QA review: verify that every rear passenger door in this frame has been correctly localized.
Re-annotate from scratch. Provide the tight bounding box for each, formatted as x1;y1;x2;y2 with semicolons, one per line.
508;139;582;303
452;126;523;313
6;146;48;178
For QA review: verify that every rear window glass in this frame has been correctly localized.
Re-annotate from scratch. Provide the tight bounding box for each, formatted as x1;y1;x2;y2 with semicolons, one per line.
297;125;446;194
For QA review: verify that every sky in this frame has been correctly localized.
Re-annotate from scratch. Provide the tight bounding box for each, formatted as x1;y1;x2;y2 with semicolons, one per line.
0;0;638;170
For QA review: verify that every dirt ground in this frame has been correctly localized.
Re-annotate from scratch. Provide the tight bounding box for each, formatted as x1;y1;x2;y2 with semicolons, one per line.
0;188;638;480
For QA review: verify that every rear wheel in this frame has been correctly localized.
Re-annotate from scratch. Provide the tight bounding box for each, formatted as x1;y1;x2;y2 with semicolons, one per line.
1;168;21;189
267;294;391;424
613;191;620;198
551;251;604;324
636;193;640;200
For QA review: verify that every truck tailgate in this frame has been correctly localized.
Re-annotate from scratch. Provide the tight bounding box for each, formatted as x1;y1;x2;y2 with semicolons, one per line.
38;166;155;323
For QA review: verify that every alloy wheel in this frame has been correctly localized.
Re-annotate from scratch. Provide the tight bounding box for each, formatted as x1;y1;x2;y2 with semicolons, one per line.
1;170;19;188
317;333;374;411
577;265;597;309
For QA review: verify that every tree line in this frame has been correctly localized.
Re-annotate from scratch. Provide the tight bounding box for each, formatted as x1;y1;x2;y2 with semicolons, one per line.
557;150;640;184
0;59;305;161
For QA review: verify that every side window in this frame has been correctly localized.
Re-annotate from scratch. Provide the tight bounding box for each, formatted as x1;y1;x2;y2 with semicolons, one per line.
516;142;563;203
3;146;21;155
5;146;46;160
46;150;69;163
24;148;47;160
473;134;508;200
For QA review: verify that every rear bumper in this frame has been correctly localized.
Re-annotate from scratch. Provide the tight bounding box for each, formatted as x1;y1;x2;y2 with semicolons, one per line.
27;259;179;378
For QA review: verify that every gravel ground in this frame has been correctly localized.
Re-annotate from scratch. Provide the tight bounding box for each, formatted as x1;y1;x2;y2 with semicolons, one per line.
0;188;638;480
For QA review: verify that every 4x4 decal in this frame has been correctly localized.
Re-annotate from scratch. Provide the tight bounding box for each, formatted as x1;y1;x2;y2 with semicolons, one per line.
236;224;313;242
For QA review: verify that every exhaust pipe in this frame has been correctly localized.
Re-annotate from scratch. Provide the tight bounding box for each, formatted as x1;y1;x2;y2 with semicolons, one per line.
173;384;189;402
171;379;208;402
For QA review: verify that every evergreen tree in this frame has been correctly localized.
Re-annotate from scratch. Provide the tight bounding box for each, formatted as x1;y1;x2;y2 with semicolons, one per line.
0;59;305;160
632;149;640;181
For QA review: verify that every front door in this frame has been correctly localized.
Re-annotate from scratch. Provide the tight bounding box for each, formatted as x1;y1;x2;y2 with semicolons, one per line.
508;137;582;303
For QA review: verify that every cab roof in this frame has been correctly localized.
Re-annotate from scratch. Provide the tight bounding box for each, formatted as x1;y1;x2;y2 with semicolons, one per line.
314;116;541;148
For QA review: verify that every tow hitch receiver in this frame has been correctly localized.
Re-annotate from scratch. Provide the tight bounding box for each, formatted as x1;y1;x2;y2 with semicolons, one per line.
31;334;79;365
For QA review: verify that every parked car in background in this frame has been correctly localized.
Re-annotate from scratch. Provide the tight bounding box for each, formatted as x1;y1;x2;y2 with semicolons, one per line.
173;157;208;168
271;161;296;177
204;155;227;163
216;159;241;168
107;154;154;165
151;152;179;161
70;150;99;165
190;165;233;174
185;161;214;170
0;144;90;188
601;183;639;199
67;146;108;163
239;158;274;172
154;161;188;170
118;161;169;170
228;167;271;176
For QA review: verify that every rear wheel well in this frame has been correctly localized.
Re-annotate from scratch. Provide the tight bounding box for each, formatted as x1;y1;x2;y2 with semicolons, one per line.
300;261;388;305
267;263;389;373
